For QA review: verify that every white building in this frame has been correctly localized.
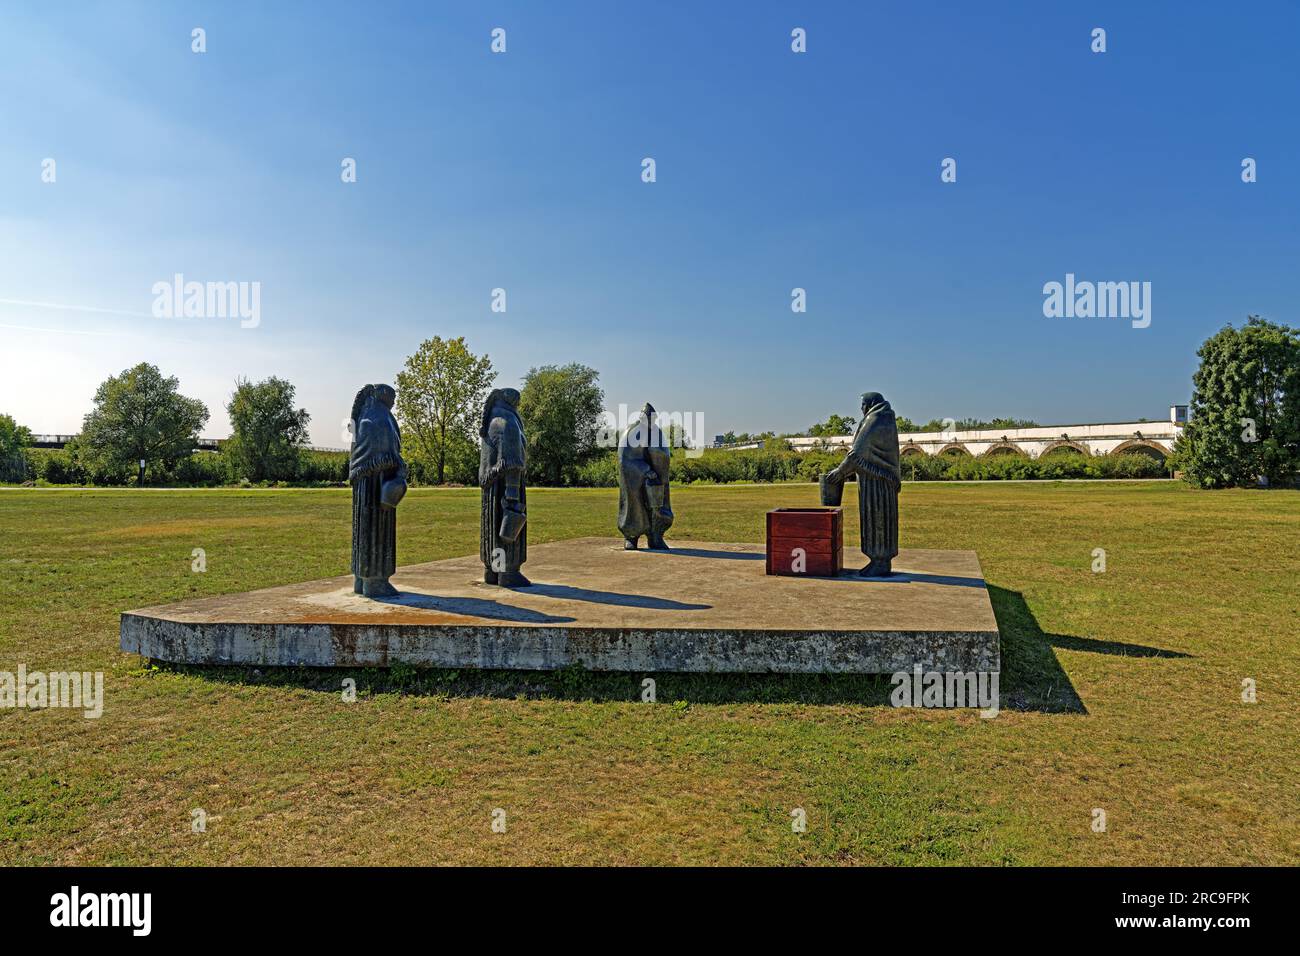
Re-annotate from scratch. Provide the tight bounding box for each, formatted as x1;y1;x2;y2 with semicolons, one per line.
723;406;1187;461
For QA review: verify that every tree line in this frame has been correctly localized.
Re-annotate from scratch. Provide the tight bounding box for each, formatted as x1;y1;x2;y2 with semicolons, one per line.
2;317;1297;488
0;336;610;488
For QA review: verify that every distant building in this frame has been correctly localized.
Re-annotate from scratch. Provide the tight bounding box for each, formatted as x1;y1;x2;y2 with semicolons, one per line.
718;406;1188;461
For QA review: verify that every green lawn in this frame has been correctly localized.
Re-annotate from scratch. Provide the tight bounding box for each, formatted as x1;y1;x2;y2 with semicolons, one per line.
1;482;1296;865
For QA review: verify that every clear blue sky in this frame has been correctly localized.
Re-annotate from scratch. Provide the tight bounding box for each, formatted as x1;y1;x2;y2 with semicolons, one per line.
2;1;1297;445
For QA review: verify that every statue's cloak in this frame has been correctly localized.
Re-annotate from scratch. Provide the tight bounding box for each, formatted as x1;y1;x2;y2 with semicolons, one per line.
350;399;403;483
479;393;527;571
843;398;900;560
617;414;673;541
844;399;901;486
349;388;406;583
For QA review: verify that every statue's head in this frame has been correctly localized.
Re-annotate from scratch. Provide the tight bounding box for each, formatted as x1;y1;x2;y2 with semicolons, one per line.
640;402;655;422
375;384;396;410
480;387;522;437
861;391;885;414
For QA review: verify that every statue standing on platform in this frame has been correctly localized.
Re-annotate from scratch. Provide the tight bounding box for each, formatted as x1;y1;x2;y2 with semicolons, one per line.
617;402;673;550
479;387;530;587
820;391;900;577
350;384;407;597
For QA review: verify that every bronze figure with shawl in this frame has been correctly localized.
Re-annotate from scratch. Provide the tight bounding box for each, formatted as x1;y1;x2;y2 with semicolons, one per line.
478;387;530;587
349;383;407;597
617;402;674;550
820;391;901;577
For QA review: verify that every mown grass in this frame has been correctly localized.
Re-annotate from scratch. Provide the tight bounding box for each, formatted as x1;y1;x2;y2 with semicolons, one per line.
0;482;1296;865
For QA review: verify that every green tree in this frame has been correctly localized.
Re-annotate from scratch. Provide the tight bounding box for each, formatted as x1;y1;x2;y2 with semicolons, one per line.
80;363;209;484
0;414;34;482
1180;316;1300;488
395;336;495;484
225;377;311;481
518;363;604;485
809;413;856;437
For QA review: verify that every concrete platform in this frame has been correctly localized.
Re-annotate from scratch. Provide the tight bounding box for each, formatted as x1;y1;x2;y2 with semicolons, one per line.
120;538;1000;673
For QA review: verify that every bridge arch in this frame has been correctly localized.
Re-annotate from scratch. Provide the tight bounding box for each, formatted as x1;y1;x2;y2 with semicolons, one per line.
982;440;1026;457
1110;438;1169;461
1039;438;1090;457
900;442;929;458
938;442;972;457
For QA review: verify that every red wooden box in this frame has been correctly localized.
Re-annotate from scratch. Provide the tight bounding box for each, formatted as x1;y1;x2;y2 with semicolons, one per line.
765;507;843;577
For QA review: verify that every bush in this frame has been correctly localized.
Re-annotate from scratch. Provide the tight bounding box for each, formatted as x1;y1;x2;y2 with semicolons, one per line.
170;453;228;486
573;450;619;487
1036;451;1090;480
34;449;86;485
1093;452;1168;479
297;449;348;484
899;454;950;481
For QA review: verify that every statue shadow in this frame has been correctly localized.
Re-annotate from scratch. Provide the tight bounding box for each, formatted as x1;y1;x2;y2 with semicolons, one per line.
821;570;987;589
987;585;1190;714
522;582;711;611
373;591;576;624
635;547;766;561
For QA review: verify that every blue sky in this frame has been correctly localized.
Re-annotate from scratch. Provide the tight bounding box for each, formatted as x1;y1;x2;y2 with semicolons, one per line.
2;1;1297;445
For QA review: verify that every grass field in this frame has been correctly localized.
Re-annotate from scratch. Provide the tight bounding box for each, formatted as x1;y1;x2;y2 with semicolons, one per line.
1;482;1296;865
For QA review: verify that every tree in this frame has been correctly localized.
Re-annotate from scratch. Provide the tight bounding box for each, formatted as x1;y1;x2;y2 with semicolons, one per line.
225;377;311;481
395;337;495;484
1180;316;1300;488
0;414;33;482
518;363;604;485
80;363;209;484
809;413;856;437
898;418;957;433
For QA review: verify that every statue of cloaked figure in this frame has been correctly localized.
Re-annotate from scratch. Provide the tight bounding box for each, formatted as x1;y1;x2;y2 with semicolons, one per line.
478;387;530;587
349;384;407;598
821;391;901;577
617;402;673;550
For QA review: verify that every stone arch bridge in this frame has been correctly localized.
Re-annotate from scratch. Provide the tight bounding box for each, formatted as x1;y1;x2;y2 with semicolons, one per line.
780;418;1183;461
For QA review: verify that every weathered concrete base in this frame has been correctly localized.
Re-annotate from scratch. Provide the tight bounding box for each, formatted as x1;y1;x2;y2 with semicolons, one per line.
120;538;1000;673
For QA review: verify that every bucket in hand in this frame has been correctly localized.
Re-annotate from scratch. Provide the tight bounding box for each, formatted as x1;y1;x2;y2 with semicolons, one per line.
819;472;844;507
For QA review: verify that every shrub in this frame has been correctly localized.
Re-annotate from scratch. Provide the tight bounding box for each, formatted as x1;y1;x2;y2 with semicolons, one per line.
573;450;619;487
170;453;228;486
1036;451;1090;480
37;449;86;485
297;450;348;484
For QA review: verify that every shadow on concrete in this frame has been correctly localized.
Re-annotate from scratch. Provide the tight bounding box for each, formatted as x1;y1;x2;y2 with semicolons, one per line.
374;591;576;624
524;582;711;611
634;547;766;561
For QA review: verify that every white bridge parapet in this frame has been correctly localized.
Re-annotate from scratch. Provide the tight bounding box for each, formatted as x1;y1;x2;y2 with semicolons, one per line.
796;421;1180;459
726;415;1185;460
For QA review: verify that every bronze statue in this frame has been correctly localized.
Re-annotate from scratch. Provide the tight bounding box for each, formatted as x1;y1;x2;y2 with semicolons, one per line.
617;402;673;550
349;384;407;597
479;387;529;587
821;392;900;576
